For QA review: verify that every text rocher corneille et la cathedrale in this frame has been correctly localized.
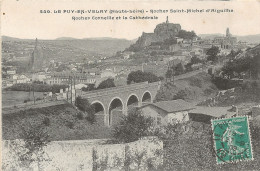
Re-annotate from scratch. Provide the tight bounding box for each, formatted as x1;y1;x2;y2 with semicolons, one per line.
72;15;158;20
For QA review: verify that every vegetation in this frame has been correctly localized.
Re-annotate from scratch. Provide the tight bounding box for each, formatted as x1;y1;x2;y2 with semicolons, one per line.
222;54;260;79
127;70;161;84
6;83;68;93
2;104;112;141
156;72;218;102
165;68;174;82
190;55;203;64
206;46;220;62
158;121;260;170
81;84;95;91
75;96;95;123
177;30;197;40
113;109;154;143
175;63;185;76
96;78;116;90
18;124;50;170
172;90;188;100
165;62;185;81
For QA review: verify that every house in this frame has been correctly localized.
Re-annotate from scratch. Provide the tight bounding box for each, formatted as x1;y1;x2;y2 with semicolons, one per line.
85;68;100;76
45;72;98;85
169;44;181;52
188;106;237;124
101;70;117;78
32;72;47;82
7;70;16;75
139;99;195;126
13;74;31;84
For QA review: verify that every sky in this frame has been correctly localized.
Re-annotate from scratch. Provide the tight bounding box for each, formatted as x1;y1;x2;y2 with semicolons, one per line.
1;0;260;40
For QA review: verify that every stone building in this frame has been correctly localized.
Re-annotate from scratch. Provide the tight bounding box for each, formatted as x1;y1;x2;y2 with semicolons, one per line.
213;28;237;49
139;99;195;126
45;72;98;85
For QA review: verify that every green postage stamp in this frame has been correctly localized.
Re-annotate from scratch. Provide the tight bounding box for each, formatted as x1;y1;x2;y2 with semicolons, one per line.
211;116;253;164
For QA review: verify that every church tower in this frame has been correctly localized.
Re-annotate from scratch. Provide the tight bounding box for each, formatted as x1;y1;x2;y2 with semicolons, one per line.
226;28;231;37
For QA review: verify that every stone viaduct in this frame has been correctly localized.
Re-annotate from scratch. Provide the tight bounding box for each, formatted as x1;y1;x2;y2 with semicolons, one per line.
79;81;161;126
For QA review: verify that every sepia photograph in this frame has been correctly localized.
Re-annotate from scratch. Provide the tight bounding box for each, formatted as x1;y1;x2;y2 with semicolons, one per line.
1;0;260;170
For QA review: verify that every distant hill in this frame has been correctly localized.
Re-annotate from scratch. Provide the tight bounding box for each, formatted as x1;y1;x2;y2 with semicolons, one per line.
2;36;133;56
198;33;224;40
198;33;260;44
236;34;260;44
50;39;133;55
1;36;34;42
55;37;78;40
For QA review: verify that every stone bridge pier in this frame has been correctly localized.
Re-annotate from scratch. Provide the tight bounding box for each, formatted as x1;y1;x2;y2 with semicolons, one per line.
79;81;161;126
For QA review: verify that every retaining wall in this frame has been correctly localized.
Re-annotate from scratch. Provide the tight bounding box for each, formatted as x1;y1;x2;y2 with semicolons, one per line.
2;137;163;171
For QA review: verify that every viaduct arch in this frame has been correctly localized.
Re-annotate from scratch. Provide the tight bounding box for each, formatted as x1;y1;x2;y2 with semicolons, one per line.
80;81;161;126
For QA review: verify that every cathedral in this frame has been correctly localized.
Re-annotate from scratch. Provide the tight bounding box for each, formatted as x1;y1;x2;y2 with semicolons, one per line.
213;28;237;49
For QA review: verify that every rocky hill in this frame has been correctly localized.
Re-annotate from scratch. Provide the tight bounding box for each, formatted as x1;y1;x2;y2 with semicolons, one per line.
126;18;182;51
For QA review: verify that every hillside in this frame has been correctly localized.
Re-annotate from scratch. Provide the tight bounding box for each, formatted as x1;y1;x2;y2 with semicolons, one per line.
50;39;133;55
198;33;260;44
237;34;260;44
2;104;112;141
2;36;133;58
155;72;219;104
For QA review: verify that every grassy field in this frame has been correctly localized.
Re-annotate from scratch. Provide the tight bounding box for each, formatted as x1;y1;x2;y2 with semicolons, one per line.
2;90;45;107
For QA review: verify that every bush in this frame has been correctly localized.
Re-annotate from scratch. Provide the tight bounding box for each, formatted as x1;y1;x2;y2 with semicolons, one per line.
66;121;74;129
96;78;116;90
36;97;42;101
190;78;202;88
76;112;84;120
42;117;50;126
81;84;95;92
204;88;214;96
6;83;68;93
127;70;160;84
19;124;50;169
24;98;31;103
113;109;154;143
172;90;187;100
75;96;95;124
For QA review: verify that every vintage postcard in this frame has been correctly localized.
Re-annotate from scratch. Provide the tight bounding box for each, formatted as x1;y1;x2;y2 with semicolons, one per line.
1;0;260;170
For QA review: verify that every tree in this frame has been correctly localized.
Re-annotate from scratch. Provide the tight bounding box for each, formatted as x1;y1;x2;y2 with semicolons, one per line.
177;30;197;40
190;56;202;64
206;46;220;62
174;63;185;76
127;70;160;84
15;124;50;170
165;68;174;82
96;78;116;90
81;84;95;92
150;51;157;56
113;109;154;143
172;90;188;100
185;62;193;72
75;96;95;123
